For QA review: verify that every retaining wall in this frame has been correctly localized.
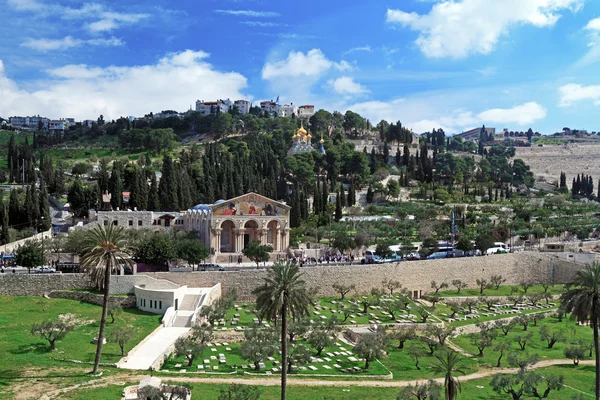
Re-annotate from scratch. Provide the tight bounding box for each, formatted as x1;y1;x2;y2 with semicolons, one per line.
48;290;137;308
144;253;581;301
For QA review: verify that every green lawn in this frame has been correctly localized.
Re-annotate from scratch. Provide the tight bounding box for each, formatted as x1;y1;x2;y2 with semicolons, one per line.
0;296;160;385
162;339;391;378
59;364;597;399
436;284;563;298
223;295;431;331
452;315;593;367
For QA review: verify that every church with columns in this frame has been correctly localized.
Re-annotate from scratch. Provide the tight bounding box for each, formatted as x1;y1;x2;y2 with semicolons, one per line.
187;193;291;263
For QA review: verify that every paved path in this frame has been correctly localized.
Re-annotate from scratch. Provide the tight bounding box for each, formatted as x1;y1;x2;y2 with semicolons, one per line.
118;327;190;370
44;358;596;400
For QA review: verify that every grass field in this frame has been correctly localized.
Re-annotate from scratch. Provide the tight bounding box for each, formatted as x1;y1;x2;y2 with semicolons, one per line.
452;314;593;367
0;296;160;390
436;284;564;298
222;296;431;331
58;364;596;399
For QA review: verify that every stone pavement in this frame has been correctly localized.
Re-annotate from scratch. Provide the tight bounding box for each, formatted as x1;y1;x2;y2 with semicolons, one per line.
119;326;190;370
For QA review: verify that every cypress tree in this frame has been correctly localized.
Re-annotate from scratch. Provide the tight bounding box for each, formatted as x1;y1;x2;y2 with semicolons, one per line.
313;182;321;215
321;177;329;209
129;168;141;210
383;142;389;165
159;155;179;211
8;189;21;227
571;177;577;197
137;171;149;210
335;191;342;222
24;185;35;228
30;182;40;228
366;185;374;203
148;174;160;211
395;147;401;166
109;165;124;210
0;200;9;244
348;181;356;206
370;147;378;174
403;144;410;167
339;183;346;207
39;179;51;230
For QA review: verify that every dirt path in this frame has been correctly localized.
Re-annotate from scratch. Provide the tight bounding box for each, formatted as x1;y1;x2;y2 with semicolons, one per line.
42;359;594;398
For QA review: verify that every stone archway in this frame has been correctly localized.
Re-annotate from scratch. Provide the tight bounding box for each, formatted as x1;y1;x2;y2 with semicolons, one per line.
220;220;236;253
266;220;280;250
243;220;260;249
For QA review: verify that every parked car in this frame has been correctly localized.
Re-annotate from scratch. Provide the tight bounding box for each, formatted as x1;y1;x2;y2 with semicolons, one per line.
34;266;56;273
405;253;421;261
427;252;449;260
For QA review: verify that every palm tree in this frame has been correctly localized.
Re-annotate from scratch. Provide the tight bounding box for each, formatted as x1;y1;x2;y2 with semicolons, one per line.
431;350;467;400
80;224;132;374
252;261;311;400
560;262;600;400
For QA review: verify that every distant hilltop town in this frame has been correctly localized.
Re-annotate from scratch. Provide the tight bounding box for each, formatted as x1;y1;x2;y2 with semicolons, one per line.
2;98;315;135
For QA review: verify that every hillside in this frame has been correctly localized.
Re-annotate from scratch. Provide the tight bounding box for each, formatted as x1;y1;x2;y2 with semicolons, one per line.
515;143;600;185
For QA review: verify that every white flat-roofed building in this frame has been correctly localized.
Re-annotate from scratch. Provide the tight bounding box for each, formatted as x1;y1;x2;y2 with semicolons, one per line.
9;115;49;130
234;100;250;115
278;104;297;118
260;100;279;115
298;105;315;118
195;99;230;115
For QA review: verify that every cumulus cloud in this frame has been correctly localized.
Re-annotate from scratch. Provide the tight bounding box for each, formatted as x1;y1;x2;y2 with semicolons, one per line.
0;50;248;120
262;49;350;80
386;0;582;58
22;36;124;51
476;102;547;125
558;83;600;107
347;99;545;133
328;76;369;96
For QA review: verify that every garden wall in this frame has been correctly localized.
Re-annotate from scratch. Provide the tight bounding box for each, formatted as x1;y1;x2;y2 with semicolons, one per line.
145;253;582;301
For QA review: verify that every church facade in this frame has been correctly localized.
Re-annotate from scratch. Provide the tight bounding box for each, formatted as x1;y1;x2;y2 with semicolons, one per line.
88;192;291;262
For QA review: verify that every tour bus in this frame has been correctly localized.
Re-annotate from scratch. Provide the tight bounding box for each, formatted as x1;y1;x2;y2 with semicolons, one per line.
485;242;510;255
364;247;403;264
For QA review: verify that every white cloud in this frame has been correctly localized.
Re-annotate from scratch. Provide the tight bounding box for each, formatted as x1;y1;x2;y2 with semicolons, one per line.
214;9;280;17
0;50;249;120
86;11;150;33
386;0;582;58
8;1;150;33
22;36;124;51
476;102;547;125
586;17;600;31
577;17;600;66
262;49;350;80
343;46;372;57
558;83;600;107
328;76;369;96
347;99;545;133
240;21;288;27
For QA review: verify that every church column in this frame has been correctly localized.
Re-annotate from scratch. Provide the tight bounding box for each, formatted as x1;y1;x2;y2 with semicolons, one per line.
233;229;242;253
274;228;280;252
214;228;222;254
281;228;290;251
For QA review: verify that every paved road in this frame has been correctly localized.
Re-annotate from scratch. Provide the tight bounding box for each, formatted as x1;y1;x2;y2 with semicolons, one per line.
118;326;190;370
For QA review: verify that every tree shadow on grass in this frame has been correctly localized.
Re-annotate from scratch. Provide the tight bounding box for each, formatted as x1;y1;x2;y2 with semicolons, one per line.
9;342;51;355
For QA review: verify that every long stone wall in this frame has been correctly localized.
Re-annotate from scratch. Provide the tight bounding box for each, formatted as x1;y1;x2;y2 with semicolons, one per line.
144;253;582;301
0;253;582;299
0;273;92;296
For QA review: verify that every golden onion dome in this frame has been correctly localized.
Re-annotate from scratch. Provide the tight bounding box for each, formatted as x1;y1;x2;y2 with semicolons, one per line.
297;121;307;136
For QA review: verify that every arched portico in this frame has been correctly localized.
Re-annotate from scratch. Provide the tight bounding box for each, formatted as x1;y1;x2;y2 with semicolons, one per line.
220;220;236;253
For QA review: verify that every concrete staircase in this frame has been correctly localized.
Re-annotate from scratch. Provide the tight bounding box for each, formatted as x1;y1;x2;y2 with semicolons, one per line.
179;294;201;311
173;314;193;327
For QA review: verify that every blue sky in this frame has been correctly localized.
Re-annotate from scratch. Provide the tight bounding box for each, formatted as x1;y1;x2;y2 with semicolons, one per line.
1;0;600;134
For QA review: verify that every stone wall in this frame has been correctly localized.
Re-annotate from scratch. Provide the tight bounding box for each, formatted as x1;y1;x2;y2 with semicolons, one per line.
0;273;92;296
144;253;581;301
48;290;137;308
